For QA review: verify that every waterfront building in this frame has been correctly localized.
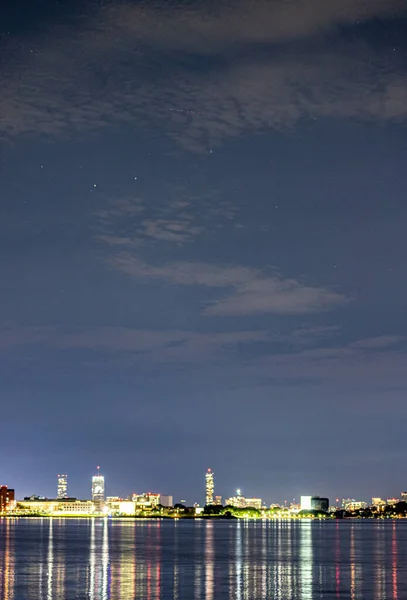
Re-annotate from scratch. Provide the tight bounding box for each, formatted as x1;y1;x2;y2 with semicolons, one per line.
214;495;222;505
16;498;96;514
225;491;262;509
57;474;68;499
0;486;15;512
401;492;407;502
341;497;355;508
91;466;105;502
131;493;161;509
300;496;329;512
205;469;214;505
372;498;386;509
344;500;367;511
106;499;135;515
160;495;173;507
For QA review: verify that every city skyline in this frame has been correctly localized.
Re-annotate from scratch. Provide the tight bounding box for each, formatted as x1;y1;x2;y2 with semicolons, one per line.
1;0;407;503
3;466;407;509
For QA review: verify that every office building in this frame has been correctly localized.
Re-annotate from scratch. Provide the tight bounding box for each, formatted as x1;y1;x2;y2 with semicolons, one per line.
225;491;262;509
345;500;368;511
401;492;407;502
131;493;160;509
372;498;386;508
300;496;329;512
0;486;15;512
57;474;68;499
160;495;173;507
91;466;105;502
214;496;222;505
205;469;214;505
106;499;135;515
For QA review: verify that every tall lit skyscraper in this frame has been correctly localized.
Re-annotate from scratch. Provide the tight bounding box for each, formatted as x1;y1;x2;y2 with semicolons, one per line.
57;474;68;499
92;466;105;501
205;468;214;505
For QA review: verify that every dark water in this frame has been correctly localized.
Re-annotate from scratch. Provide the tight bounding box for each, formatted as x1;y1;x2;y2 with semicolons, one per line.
1;518;406;599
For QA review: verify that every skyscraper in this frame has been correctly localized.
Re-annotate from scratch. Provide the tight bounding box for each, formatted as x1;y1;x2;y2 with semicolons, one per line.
205;468;214;505
57;474;68;499
92;466;105;502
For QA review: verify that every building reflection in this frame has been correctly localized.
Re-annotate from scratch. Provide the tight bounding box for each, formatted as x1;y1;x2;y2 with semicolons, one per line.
335;522;341;599
88;518;110;600
349;526;356;600
3;517;405;600
0;519;15;600
392;523;398;600
47;519;53;600
374;523;386;600
173;522;180;600
205;521;214;600
260;521;268;600
299;521;313;600
146;522;161;600
194;522;203;600
235;521;243;600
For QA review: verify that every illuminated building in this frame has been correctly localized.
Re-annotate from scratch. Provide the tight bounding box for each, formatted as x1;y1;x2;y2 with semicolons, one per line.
106;499;135;515
214;496;222;505
372;498;386;507
225;491;262;509
300;496;329;511
341;497;355;508
0;486;15;512
205;469;214;505
16;498;96;514
57;474;68;499
91;466;105;502
387;498;400;506
160;495;173;507
131;493;160;509
344;500;367;511
401;492;407;502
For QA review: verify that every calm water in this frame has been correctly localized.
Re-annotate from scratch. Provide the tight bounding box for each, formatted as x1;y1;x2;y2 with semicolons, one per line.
0;518;406;599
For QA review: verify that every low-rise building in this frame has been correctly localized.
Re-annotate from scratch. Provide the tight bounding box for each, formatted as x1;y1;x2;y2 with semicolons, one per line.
300;496;329;512
225;492;262;509
16;498;96;514
131;493;161;510
372;498;386;508
345;500;368;511
0;486;15;512
160;495;173;508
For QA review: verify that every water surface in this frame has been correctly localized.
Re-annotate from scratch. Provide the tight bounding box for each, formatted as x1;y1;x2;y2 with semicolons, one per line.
1;518;406;599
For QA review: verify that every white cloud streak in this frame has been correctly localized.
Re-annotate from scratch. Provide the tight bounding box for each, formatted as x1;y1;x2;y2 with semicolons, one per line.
110;255;348;316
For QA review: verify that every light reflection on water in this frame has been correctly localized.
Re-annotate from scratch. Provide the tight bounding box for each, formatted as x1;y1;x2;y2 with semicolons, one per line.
1;518;407;599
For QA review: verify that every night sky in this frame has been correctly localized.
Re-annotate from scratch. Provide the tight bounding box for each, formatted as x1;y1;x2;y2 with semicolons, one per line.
2;0;407;505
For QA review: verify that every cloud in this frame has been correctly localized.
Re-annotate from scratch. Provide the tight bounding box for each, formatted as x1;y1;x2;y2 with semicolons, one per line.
2;324;407;392
350;335;405;349
110;255;348;316
94;189;233;248
1;0;406;148
103;0;405;53
0;325;270;364
251;344;407;390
